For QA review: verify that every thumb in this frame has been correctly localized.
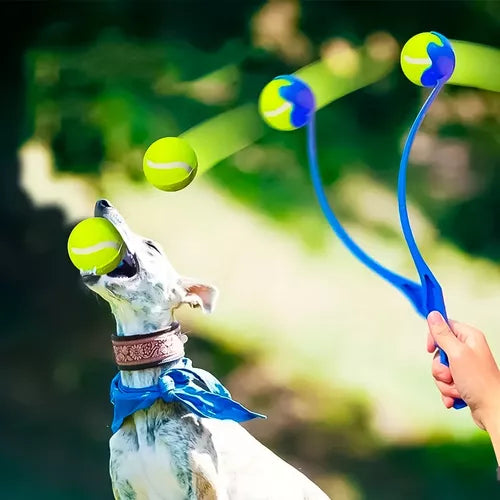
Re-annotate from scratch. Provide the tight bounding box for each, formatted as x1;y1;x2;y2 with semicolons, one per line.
427;311;459;355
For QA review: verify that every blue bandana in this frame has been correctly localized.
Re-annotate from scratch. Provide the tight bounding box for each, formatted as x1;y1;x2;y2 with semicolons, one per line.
110;358;266;433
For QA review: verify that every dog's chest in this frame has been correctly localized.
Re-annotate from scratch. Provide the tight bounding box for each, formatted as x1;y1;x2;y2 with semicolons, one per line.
113;441;185;500
110;405;197;500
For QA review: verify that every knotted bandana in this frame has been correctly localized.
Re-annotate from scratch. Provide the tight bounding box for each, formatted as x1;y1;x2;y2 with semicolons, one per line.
110;357;265;433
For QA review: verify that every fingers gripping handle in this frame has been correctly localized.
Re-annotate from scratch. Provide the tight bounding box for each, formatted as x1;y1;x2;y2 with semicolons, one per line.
427;301;467;410
438;349;467;409
425;280;467;409
428;303;466;408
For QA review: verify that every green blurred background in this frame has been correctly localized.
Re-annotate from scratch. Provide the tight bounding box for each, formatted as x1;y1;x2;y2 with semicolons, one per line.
1;1;499;498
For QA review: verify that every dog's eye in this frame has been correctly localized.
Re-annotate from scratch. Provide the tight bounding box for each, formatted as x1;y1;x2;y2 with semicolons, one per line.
145;241;160;253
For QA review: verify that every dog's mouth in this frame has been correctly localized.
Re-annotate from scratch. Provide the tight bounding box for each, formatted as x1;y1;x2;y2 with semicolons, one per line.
107;247;138;278
81;248;139;285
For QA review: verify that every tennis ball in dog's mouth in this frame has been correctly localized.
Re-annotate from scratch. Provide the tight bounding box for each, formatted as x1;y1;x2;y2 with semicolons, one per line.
67;217;125;275
258;75;315;131
143;137;198;192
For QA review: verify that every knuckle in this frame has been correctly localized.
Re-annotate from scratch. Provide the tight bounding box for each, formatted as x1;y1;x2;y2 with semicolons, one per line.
434;380;445;395
442;384;459;399
431;361;441;378
475;330;486;345
441;395;451;408
432;365;449;382
453;344;466;361
435;380;452;396
434;325;448;337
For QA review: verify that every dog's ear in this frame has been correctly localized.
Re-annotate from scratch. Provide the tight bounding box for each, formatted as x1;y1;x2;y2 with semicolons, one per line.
178;278;218;314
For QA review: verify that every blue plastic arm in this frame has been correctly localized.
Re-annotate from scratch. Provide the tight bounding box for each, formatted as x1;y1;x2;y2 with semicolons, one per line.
397;80;466;409
306;89;466;409
306;115;425;317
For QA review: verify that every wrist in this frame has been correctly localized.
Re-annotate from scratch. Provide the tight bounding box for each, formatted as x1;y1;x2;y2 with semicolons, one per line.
483;402;500;466
483;382;500;427
488;425;500;466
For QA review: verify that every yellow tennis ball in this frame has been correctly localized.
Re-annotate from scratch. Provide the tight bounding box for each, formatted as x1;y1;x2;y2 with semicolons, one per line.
401;32;455;87
67;217;125;275
258;75;315;131
143;137;198;192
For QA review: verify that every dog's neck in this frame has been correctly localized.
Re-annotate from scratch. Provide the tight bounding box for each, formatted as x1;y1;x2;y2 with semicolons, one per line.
113;309;182;389
112;305;174;338
120;364;174;389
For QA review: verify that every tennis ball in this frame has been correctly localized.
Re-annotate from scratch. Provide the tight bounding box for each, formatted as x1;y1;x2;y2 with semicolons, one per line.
143;137;198;192
401;31;455;87
67;217;125;275
258;75;315;131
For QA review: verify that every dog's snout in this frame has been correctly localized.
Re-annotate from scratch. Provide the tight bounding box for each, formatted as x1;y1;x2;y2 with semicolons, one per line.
95;199;112;217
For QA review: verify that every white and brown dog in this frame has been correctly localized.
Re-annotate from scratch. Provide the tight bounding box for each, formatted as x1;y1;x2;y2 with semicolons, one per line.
81;199;330;500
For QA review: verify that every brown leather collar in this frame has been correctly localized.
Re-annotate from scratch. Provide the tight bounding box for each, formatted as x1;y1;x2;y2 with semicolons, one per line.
111;322;186;371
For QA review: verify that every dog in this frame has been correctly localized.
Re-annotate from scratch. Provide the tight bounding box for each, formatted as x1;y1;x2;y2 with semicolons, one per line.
80;199;330;500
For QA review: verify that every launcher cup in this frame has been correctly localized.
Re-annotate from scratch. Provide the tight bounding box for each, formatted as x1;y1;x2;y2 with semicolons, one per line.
259;75;315;131
400;31;456;87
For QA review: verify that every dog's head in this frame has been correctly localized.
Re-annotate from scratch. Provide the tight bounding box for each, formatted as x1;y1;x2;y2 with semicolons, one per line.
81;199;218;335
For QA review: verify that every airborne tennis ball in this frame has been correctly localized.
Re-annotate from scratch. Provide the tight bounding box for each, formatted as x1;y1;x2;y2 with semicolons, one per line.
258;75;315;131
143;137;198;192
400;31;455;87
67;217;125;275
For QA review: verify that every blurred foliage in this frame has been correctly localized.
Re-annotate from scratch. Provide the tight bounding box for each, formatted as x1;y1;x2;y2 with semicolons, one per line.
1;0;499;498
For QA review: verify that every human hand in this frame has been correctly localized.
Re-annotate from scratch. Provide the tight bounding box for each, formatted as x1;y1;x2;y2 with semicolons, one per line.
426;311;500;432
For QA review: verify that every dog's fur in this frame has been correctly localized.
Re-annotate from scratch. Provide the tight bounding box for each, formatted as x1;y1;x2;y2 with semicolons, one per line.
82;200;330;500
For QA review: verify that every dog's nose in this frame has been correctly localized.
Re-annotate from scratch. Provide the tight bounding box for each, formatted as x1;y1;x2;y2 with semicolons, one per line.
95;199;112;217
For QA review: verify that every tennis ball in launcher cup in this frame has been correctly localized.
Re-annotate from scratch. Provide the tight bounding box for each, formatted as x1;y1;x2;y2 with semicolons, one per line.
258;75;315;131
143;137;198;192
400;31;455;87
67;217;125;275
